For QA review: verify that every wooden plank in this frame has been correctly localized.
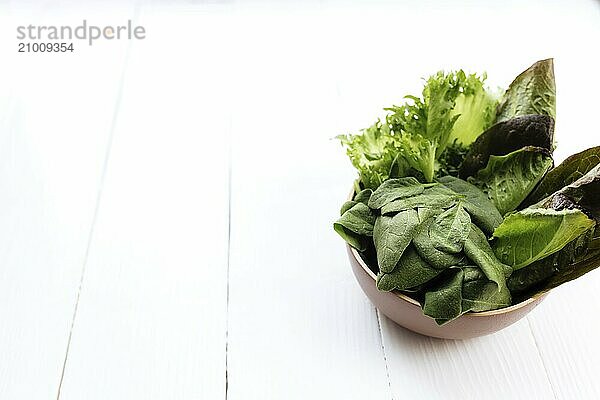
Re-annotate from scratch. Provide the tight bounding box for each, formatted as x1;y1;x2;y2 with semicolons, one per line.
226;13;391;400
56;10;232;400
526;274;600;399
0;6;131;400
382;317;555;399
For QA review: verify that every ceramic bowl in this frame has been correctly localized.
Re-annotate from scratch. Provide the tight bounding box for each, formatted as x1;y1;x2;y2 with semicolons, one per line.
348;245;547;339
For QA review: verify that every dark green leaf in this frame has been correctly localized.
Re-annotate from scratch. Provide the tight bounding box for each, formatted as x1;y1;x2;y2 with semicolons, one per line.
437;175;503;235
525;146;600;206
536;163;600;223
340;201;357;216
460;114;555;178
543;248;600;292
380;185;460;215
373;209;421;273
413;219;466;269
470;146;553;215
354;189;373;205
423;269;464;324
334;203;377;251
464;224;511;288
515;228;598;296
429;203;471;253
376;246;441;291
496;59;556;123
462;267;511;312
368;177;433;209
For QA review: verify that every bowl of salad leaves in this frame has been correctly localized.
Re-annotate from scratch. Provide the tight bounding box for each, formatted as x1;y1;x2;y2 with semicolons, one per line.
334;59;600;339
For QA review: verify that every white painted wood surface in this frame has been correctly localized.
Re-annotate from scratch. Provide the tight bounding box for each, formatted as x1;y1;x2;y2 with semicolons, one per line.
0;4;133;399
0;1;599;399
56;9;233;400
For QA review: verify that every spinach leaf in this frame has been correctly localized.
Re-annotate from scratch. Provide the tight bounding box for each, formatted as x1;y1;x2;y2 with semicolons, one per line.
496;59;556;123
341;189;373;215
462;267;511;312
423;269;464;324
470;146;553;215
464;224;511;289
413;219;466;269
354;189;373;204
373;209;421;273
340;201;357;215
429;203;471;253
380;185;460;215
376;246;441;291
368;177;434;209
492;208;595;270
334;203;376;251
526;146;600;206
460;114;554;178
437;175;503;234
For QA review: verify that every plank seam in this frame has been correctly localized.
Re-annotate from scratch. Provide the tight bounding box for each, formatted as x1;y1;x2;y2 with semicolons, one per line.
526;316;558;400
224;116;232;400
376;309;395;400
55;6;139;398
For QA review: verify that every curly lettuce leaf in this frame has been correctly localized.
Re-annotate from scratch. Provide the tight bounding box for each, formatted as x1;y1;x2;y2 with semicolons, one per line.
339;71;497;187
448;73;499;145
337;121;408;190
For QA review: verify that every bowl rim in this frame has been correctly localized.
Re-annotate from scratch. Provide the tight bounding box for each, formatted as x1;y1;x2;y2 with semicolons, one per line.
349;246;545;316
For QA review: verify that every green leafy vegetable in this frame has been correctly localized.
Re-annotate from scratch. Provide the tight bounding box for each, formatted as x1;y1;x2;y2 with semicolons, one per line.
464;224;511;288
413;218;466;269
334;203;376;251
462;267;511;312
496;59;556;123
368;177;433;209
373;209;421;273
376;246;441;291
525;146;600;206
429;203;471;253
535;163;600;223
337;121;404;190
354;189;373;204
448;75;499;145
423;269;464;324
334;59;600;326
460;114;555;178
470;146;553;215
437;175;503;235
492;208;594;270
380;185;460;215
339;71;497;186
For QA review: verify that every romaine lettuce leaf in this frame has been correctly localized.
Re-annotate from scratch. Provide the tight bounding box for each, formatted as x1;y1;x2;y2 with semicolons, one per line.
525;146;600;206
460;114;555;178
496;58;556;123
492;208;594;270
469;146;553;215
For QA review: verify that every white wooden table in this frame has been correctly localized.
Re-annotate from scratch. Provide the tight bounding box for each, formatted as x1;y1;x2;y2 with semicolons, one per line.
1;1;599;399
